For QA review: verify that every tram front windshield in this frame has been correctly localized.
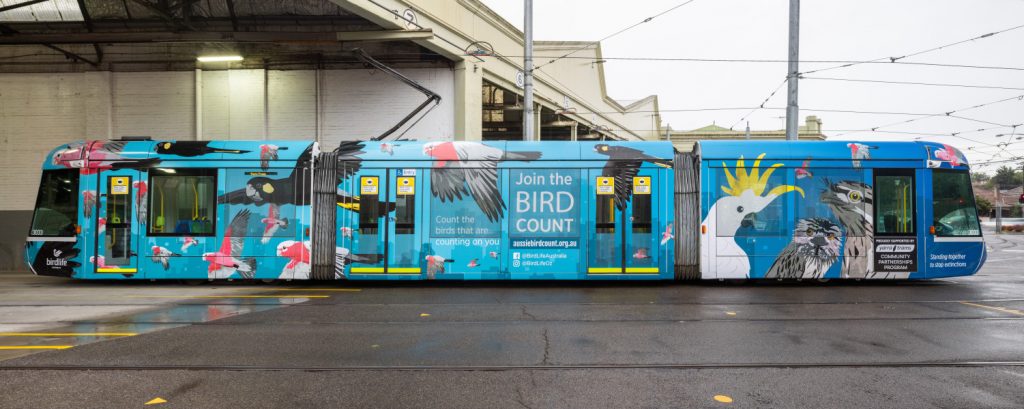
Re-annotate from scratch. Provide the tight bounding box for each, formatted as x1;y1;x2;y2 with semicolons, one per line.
29;169;79;237
932;170;982;237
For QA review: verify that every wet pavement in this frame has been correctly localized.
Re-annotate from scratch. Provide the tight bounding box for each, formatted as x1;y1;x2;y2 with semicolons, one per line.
1;235;1023;408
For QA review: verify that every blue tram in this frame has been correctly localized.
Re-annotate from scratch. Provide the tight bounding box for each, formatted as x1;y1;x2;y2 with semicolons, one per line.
25;138;985;280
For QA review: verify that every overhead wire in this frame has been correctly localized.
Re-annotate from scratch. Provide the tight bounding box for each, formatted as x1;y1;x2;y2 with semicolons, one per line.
531;0;700;73
801;77;1024;92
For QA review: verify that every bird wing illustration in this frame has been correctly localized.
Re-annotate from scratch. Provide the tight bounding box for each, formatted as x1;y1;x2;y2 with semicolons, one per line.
336;141;365;181
604;160;643;210
225;210;249;257
268;204;280;220
454;143;506;222
765;242;804;278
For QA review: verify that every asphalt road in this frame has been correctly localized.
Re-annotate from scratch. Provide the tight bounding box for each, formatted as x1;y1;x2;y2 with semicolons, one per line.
2;235;1024;408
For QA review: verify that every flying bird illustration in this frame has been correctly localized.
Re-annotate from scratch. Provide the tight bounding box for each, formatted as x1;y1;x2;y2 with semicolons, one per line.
180;236;197;253
151;245;180;271
380;143;396;156
632;247;651;260
821;180;877;279
339;227;354;238
155;141;250;157
795;158;813;179
203;210;255;279
333;247;379;279
593;144;672;209
425;254;449;279
488;251;499;259
97;217;106;234
934;144;963;167
424;141;541;222
765;218;843;279
660;225;674;246
847;143;877;168
467;258;480;268
90;255;106;268
82;190;96;218
259;144;287;170
52;141;160;174
261;204;289;244
133;180;148;224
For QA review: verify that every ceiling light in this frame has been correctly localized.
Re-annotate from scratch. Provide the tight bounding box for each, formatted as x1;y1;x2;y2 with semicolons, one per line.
197;55;243;63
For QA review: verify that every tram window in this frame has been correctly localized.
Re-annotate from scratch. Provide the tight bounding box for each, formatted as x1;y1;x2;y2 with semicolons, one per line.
932;170;981;237
359;176;380;234
395;177;415;235
596;195;616;233
29;169;79;237
148;169;216;236
632;193;652;233
874;170;916;235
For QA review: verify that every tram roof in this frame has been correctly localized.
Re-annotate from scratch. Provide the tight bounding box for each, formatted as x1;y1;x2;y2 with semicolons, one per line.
696;140;970;167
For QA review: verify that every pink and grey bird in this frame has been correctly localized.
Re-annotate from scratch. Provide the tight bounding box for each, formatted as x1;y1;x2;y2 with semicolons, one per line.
180;236;197;252
133;180;148;224
380;143;396;155
97;217;106;234
339;226;354;238
633;247;651;260
467;258;479;268
424;141;541;222
53;141;159;174
795;158;813;179
276;240;311;270
847;143;877;168
82;190;96;218
89;255;106;268
151;245;179;270
425;254;447;278
203;210;255;279
934;144;963;167
660;225;674;246
488;251;499;259
260;204;289;244
259;144;285;170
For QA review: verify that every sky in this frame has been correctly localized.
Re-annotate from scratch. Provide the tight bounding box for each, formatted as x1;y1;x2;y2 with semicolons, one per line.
479;0;1024;173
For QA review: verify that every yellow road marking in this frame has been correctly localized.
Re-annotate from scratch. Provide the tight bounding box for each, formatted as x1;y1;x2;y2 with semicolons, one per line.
272;288;362;292
0;333;136;337
713;395;734;403
420;313;431;317
725;311;737;316
960;301;1024;316
145;397;168;405
0;345;73;350
124;295;330;299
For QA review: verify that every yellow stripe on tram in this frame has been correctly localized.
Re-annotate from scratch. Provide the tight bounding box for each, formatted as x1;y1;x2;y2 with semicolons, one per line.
350;267;421;274
0;333;137;337
96;267;138;274
588;267;660;274
0;345;73;350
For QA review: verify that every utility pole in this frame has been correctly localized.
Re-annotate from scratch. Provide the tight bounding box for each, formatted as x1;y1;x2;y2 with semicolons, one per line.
785;0;800;141
523;0;535;141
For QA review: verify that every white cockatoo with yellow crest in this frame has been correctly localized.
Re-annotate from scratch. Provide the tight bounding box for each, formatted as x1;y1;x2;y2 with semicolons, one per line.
701;154;804;278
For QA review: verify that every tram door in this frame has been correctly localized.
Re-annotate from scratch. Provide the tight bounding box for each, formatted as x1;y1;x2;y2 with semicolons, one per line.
587;169;660;275
342;170;388;274
95;169;142;277
386;169;421;275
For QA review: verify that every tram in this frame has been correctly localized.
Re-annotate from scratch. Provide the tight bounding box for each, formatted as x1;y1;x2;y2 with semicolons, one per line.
25;138;985;281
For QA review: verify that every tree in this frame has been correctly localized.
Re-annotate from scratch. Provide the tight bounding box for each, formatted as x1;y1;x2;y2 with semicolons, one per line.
971;172;991;183
975;196;993;218
992;166;1022;189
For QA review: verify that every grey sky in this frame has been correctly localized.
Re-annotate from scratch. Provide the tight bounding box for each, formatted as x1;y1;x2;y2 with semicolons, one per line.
480;0;1024;171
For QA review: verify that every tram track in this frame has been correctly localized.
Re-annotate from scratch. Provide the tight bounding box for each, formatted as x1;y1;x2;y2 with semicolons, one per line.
3;361;1024;372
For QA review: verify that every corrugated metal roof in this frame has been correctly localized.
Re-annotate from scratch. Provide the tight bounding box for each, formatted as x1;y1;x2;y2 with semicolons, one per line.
0;0;83;22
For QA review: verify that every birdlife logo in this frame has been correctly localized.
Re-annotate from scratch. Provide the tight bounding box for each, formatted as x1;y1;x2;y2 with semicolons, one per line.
46;249;68;267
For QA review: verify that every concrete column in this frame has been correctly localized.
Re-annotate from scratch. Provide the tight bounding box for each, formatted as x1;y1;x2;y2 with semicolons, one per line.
454;61;482;141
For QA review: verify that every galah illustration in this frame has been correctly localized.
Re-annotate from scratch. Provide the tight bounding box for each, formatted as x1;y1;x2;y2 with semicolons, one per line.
82;190;96;218
593;144;673;209
660;225;674;246
53;141;159;174
339;226;354;238
97;217;106;234
847;143;877;168
180;236;197;253
380;143;396;155
633;247;651;260
424;141;541;222
89;255;106;268
488;251;499;259
795;158;813;179
934;144;963;167
259;144;285;170
133;180;148;224
425;254;447;278
276;240;311;270
151;245;179;271
467;258;479;268
260;204;288;244
203;210;255;279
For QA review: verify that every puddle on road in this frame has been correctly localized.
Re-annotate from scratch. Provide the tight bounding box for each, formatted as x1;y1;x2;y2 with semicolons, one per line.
0;297;310;361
